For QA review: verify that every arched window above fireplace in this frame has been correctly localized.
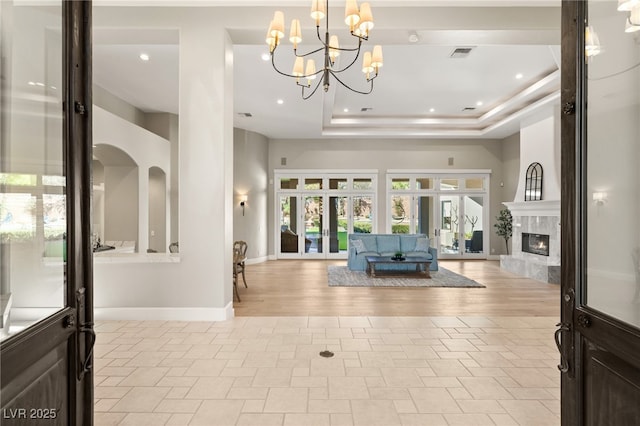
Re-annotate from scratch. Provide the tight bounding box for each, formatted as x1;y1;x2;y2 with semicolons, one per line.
524;162;543;201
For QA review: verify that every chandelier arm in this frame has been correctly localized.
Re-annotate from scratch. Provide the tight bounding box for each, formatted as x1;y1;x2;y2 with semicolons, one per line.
331;41;363;74
271;52;320;79
294;46;325;57
301;76;325;100
329;69;374;95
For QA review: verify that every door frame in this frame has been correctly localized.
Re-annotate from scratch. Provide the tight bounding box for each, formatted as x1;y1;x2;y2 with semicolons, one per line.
0;2;94;424
560;1;640;424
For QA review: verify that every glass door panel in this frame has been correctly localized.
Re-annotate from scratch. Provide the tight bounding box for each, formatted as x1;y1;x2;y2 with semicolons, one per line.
415;196;436;239
391;195;410;234
303;195;323;255
463;195;484;255
353;195;373;234
586;1;640;328
439;195;460;255
279;195;302;256
1;2;66;338
328;196;348;255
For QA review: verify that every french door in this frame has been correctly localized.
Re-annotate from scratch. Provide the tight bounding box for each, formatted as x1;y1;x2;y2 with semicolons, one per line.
0;1;93;424
279;193;372;259
438;194;486;259
387;173;489;260
560;1;640;424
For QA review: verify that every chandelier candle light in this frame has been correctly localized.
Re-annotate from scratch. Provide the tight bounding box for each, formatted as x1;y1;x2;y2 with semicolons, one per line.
266;0;383;99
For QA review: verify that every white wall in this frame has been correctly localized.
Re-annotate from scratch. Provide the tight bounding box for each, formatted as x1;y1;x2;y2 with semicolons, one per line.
515;110;561;202
501;132;520;203
92;8;235;319
234;128;269;262
104;165;139;246
267;138;509;256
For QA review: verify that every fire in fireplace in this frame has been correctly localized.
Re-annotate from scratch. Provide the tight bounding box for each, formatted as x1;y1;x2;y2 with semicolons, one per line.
522;233;550;256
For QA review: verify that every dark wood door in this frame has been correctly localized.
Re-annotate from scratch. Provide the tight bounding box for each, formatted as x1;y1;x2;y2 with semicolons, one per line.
561;1;640;424
0;2;93;424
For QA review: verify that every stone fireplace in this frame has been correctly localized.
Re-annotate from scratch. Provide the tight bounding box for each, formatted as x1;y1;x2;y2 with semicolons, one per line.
500;201;560;284
499;112;561;284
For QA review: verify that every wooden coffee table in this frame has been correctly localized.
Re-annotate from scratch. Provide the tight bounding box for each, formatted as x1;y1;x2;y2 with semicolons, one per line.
365;256;432;279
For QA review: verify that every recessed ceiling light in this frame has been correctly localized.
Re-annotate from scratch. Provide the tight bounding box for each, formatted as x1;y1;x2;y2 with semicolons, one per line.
139;53;150;61
343;108;349;113
28;81;36;86
476;101;483;106
429;108;435;113
261;53;270;61
515;73;523;79
277;99;284;105
35;82;45;87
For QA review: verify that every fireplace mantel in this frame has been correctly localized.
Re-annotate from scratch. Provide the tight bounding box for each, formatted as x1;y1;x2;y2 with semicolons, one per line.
503;200;560;217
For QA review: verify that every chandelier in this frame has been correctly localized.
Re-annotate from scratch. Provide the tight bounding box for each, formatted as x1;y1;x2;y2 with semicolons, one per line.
266;0;383;100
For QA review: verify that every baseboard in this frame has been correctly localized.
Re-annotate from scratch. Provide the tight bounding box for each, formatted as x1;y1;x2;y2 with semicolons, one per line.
95;303;235;321
487;255;502;261
268;254;278;261
245;256;269;265
12;303;235;322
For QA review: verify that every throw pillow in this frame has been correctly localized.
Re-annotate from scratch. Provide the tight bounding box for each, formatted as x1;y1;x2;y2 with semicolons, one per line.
415;237;430;252
351;239;366;254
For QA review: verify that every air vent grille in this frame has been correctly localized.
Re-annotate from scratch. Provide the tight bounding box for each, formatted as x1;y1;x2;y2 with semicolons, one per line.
462;107;476;112
450;47;474;58
361;107;373;112
238;112;252;117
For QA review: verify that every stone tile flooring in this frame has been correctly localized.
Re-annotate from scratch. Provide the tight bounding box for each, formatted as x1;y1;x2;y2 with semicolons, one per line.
94;316;560;426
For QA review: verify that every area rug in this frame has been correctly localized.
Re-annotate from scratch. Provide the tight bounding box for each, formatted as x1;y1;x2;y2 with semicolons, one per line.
327;265;485;288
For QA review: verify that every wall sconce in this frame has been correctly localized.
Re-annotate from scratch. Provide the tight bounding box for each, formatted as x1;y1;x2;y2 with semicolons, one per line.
593;192;607;205
240;195;248;216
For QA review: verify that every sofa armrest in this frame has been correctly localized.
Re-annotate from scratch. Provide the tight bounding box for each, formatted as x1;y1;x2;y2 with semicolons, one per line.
429;246;437;258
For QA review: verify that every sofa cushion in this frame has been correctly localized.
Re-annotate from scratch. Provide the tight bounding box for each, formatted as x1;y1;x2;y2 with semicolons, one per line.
351;239;366;254
414;237;430;252
358;235;378;252
377;235;400;253
400;235;420;252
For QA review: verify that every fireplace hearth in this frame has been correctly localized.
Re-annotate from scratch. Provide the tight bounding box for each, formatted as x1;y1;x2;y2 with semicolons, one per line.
522;233;550;256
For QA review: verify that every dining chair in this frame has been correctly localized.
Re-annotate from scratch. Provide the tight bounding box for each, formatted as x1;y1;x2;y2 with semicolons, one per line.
233;240;248;289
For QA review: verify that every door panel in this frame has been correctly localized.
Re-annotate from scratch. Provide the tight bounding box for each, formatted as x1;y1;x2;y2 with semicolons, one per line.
583;340;640;425
303;195;324;256
439;195;460;256
561;1;640;424
327;196;347;256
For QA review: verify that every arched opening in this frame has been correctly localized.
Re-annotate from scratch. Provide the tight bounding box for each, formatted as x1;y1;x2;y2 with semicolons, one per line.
93;144;139;252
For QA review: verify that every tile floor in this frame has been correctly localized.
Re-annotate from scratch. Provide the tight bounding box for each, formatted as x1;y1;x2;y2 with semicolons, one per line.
94;316;560;426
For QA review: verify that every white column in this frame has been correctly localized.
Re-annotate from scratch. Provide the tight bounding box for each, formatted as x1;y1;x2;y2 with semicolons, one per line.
138;166;149;254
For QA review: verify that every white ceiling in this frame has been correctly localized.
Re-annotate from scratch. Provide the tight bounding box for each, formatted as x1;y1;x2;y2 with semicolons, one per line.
93;1;562;140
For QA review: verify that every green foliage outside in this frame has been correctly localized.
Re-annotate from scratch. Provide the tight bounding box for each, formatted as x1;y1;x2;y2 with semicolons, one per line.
494;208;513;254
392;224;410;234
354;222;372;233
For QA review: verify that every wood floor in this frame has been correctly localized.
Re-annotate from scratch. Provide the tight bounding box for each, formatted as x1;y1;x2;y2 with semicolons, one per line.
233;260;560;317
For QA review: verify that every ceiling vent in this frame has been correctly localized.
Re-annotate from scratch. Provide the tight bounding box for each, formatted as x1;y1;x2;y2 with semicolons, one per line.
238;112;252;117
462;107;476;112
450;47;474;58
361;107;373;112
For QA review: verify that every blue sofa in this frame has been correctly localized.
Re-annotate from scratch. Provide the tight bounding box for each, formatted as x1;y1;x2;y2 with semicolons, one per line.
347;233;438;271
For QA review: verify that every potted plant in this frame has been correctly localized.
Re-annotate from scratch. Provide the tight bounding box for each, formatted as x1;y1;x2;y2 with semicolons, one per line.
392;251;405;261
494;208;513;254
